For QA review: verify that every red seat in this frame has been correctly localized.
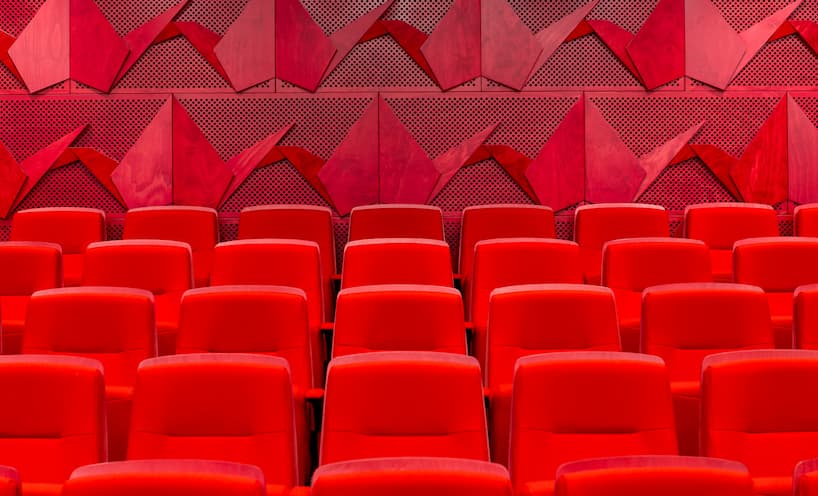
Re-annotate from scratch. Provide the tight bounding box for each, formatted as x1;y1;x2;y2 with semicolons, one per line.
0;355;106;496
10;207;105;287
795;284;818;349
332;284;465;358
641;283;774;456
574;203;669;284
702;350;818;496
238;205;335;319
602;238;712;352
348;204;444;241
509;352;678;496
341;239;453;289
794;204;818;236
127;354;299;493
210;239;325;385
0;466;19;496
459;204;555;296
0;241;62;354
469;238;583;369
486;284;620;464
794;458;818;496
63;460;265;496
734;237;818;348
320;351;489;465
683;203;779;282
555;456;753;496
23;287;157;462
123;206;219;288
176;285;314;481
82;240;192;356
311;458;512;496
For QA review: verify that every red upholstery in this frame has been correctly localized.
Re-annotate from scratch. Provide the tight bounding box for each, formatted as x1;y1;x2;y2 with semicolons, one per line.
702;350;818;496
458;204;555;293
177;285;314;481
0;355;105;496
734;237;818;348
795;458;818;496
320;351;489;465
554;456;753;496
683;203;779;282
470;238;583;368
642;283;774;456
574;203;669;284
332;284;465;357
0;241;62;354
794;204;818;236
0;467;19;496
602;238;712;352
238;205;335;319
795;284;818;349
82;240;192;356
486;284;620;464
10;207;105;287
64;460;266;496
210;239;324;384
348;204;444;241
341;238;453;289
23;287;157;461
509;352;677;496
123;206;218;288
127;354;299;491
311;457;512;496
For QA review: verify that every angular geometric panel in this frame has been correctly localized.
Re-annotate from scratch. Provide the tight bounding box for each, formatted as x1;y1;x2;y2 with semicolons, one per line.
214;0;276;92
481;0;541;90
787;95;818;204
734;1;802;78
420;0;481;90
69;0;129;92
276;0;337;91
690;144;741;199
585;99;644;203
430;123;497;201
0;140;25;218
529;0;599;81
627;0;684;89
223;123;293;201
324;0;396;79
635;121;704;199
684;0;744;89
8;0;70;93
14;125;85;210
117;0;188;82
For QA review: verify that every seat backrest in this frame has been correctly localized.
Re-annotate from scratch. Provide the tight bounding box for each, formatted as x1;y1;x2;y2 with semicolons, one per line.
177;285;314;390
341;238;453;289
486;284;620;389
574;204;670;249
684;203;779;249
602;238;712;291
64;460;266;496
0;241;62;295
0;355;105;484
320;351;489;465
734;237;818;291
82;240;193;294
123;206;218;253
348;204;444;241
795;284;818;349
795;458;818;496
702;350;818;480
128;354;298;488
0;466;18;496
333;284;465;358
311;458;513;496
794;204;818;236
23;287;157;388
555;456;753;496
509;352;677;491
459;204;555;277
642;283;774;383
11;207;105;255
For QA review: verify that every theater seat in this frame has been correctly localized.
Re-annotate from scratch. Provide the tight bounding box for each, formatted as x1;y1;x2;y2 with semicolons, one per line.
82;240;192;356
320;351;489;465
311;458;512;496
795;284;818;349
348;204;444;241
23;287;157;462
128;354;299;492
486;284;620;465
734;237;818;348
509;352;678;496
794;204;818;236
795;458;818;496
332;284;465;357
63;460;266;496
0;241;62;354
683;203;779;282
10;207;105;287
0;355;106;496
123;206;219;288
554;456;753;496
469;238;583;369
702;350;818;496
574;203;669;284
238;205;336;319
642;283;774;456
341;238;453;289
0;467;18;496
602;238;712;352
